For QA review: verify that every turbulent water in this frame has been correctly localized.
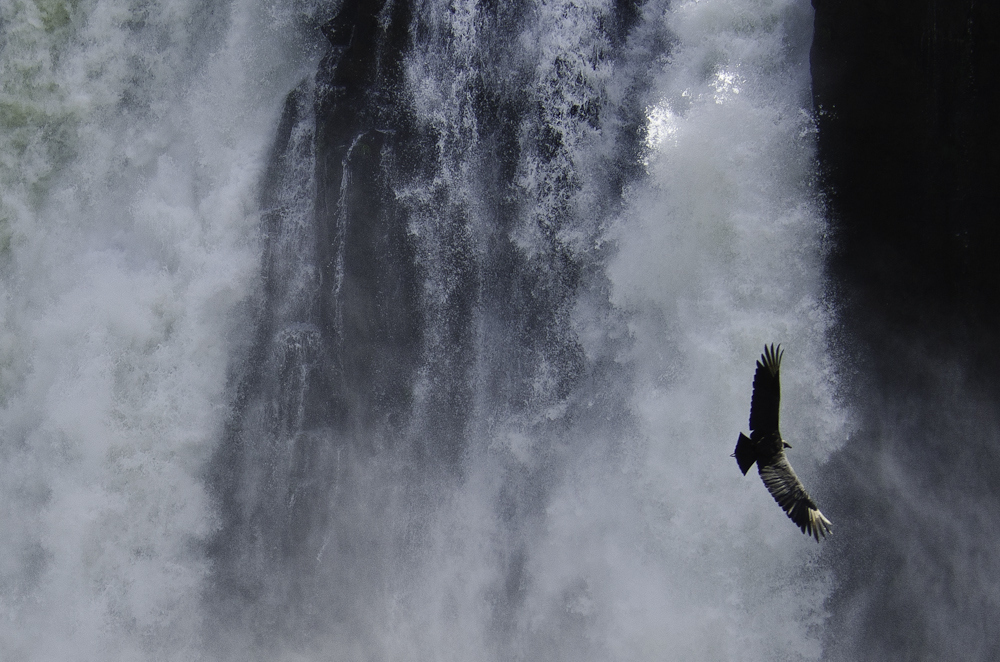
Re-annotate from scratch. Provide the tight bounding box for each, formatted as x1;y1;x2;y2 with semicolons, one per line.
0;0;847;659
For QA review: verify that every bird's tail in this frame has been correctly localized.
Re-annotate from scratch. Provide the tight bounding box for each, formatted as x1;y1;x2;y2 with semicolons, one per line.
732;433;756;475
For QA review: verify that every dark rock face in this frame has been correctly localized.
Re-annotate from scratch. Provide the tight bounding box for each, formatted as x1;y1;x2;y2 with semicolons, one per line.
206;0;423;648
813;0;1000;356
812;2;1000;659
314;0;421;439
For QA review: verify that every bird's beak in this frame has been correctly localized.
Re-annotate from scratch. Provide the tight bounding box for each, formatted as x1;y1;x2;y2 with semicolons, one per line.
783;441;792;448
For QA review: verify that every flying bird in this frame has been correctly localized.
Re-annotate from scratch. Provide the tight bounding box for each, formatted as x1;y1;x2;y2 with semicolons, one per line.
733;344;832;541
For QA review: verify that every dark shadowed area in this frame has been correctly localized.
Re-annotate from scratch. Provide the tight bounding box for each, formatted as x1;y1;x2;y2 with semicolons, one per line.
812;1;1000;659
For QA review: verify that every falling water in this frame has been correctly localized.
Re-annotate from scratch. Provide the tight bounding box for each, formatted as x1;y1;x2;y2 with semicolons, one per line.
0;0;846;660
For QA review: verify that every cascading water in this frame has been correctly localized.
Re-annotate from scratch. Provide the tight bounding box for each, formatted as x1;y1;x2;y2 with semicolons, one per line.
0;0;848;660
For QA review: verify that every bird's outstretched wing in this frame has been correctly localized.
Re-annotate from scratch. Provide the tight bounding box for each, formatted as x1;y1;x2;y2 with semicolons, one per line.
749;344;782;436
758;453;832;541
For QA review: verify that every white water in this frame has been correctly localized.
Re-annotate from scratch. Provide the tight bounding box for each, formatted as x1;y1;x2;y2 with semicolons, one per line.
0;0;844;659
0;0;325;657
607;0;842;657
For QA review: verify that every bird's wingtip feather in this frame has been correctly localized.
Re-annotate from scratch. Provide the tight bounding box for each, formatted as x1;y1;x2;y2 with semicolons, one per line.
808;509;833;542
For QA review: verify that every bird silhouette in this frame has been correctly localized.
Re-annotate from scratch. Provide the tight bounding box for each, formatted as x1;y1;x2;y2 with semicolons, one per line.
733;344;832;541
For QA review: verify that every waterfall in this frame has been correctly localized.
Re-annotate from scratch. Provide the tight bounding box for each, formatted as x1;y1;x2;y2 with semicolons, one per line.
0;0;847;660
